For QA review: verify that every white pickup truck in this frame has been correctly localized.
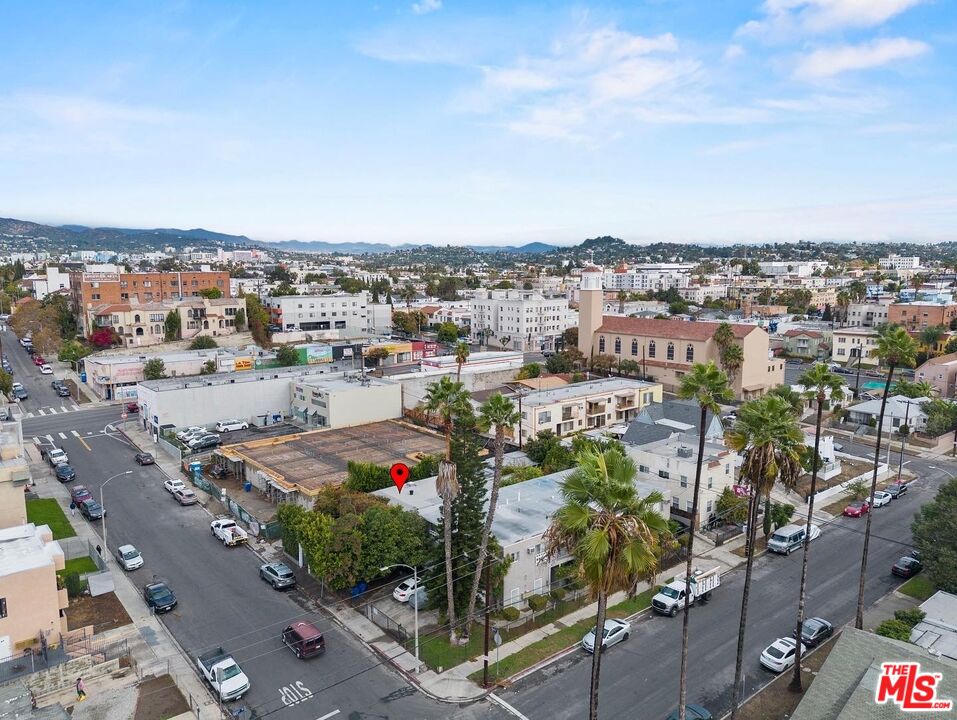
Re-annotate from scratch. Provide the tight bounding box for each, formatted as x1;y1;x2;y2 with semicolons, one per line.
210;518;248;546
652;566;721;617
196;647;250;702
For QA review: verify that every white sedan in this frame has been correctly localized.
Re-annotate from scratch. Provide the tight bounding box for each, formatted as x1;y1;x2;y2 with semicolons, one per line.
164;478;185;494
760;637;806;672
40;364;53;374
392;578;418;603
872;490;893;508
582;618;631;653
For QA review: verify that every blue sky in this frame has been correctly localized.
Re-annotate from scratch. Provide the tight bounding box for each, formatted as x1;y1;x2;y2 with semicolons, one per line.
1;1;954;246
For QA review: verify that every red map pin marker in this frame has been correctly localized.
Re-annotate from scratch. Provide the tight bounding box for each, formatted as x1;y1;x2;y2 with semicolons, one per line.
390;463;410;493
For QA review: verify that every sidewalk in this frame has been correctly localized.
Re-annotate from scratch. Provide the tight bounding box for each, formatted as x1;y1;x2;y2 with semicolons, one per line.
26;448;221;719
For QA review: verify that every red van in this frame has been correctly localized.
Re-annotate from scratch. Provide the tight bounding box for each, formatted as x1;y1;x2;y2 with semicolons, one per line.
282;621;325;659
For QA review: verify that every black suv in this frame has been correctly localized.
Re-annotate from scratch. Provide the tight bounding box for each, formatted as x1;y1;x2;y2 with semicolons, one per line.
55;464;76;483
78;499;105;520
143;582;177;612
886;482;909;499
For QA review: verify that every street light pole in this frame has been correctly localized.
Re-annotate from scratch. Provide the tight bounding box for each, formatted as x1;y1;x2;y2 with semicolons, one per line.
381;564;419;674
100;470;133;560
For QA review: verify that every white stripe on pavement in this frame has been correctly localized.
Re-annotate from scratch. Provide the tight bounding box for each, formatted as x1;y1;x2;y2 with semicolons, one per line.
58;432;67;440
32;436;40;444
26;412;33;418
106;424;116;432
489;694;531;720
61;406;68;413
316;712;340;720
71;405;79;411
71;430;80;438
45;435;53;442
47;407;57;414
37;409;45;416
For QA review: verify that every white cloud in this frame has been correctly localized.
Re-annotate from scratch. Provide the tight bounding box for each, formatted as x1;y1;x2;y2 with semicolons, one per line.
723;44;745;61
411;0;442;16
701;138;770;156
738;0;925;39
793;37;929;79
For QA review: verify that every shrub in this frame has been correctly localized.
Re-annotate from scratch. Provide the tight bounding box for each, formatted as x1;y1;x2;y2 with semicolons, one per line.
527;594;547;612
550;587;566;602
875;619;913;642
189;336;218;350
501;606;520;621
344;461;392;492
894;607;926;627
64;571;84;598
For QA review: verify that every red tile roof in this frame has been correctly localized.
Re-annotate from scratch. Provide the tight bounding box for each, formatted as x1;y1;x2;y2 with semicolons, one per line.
783;329;824;339
595;316;757;341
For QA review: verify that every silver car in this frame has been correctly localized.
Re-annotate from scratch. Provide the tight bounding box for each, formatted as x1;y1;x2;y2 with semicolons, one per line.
116;544;144;571
260;562;296;590
582;618;631;653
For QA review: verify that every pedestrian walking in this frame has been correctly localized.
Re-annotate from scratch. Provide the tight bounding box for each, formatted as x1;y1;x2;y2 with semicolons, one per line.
75;677;86;702
95;545;102;557
69;501;76;517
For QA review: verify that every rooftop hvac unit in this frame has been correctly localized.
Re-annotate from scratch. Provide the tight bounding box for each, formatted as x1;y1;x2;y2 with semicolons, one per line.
677;446;693;459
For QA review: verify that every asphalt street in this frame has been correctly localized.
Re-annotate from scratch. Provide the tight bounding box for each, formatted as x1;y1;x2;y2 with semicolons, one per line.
24;408;513;720
500;450;952;720
1;325;84;416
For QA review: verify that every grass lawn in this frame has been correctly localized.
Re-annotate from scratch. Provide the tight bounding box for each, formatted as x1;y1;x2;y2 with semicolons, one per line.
26;498;76;539
56;556;98;578
898;575;935;601
468;587;656;684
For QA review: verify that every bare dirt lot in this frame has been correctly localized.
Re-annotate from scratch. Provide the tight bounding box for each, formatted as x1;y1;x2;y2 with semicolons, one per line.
133;674;190;720
66;592;132;634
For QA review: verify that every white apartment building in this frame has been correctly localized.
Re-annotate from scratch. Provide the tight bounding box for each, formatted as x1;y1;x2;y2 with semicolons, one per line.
290;375;401;429
831;327;880;367
265;293;371;336
678;284;731;304
625;434;737;529
844;300;891;328
514;378;663;445
603;269;690;292
757;261;828;277
22;267;70;300
879;255;921;271
470;290;570;351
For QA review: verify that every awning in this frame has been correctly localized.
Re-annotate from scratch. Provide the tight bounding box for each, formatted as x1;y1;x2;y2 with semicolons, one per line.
269;480;294;494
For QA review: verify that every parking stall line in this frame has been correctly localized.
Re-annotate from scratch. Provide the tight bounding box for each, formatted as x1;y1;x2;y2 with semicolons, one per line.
37;409;45;416
58;432;67;440
71;430;80;438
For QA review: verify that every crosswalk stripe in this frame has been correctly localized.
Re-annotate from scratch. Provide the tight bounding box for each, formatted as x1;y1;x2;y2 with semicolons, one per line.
26;412;33;418
58;432;67;440
71;405;79;411
61;406;68;413
106;424;116;432
32;436;40;444
44;434;53;442
37;409;45;416
71;430;80;438
47;408;57;414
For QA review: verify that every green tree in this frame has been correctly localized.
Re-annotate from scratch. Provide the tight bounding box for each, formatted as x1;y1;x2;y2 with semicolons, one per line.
726;395;805;719
423;376;473;641
189;335;218;350
275;344;300;367
856;325;918;629
58;340;93;363
716;486;748;524
544;446;668;720
675;361;732;718
891;379;934;398
453;340;470;381
923;399;957;436
199;359;217;375
563;327;579;348
768;385;805;416
0;369;12;396
919;324;946;357
546;352;574;373
437;322;460;344
234;307;247;331
270;281;299;297
461;394;521;638
197;287;222;299
164;311;181;341
524;430;562;465
357;505;430;582
244;294;270;347
790;362;845;691
516;363;541;380
401;283;417;309
143;358;167;380
912;477;957;593
366;346;389;368
344;461;392;492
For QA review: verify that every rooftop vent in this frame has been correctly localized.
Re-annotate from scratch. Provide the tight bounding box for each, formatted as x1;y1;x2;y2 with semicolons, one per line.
677;446;693;459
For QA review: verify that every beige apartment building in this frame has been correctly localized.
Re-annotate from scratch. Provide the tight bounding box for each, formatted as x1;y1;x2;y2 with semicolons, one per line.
514;377;663;445
86;296;245;347
578;266;783;399
915;352;957;399
0;422;31;528
831;328;879;367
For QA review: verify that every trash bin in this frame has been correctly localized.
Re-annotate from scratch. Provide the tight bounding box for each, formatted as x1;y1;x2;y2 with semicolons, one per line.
244;482;252;492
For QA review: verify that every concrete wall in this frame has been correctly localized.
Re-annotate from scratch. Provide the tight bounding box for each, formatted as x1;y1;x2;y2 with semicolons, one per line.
395;367;520;409
327;383;402;428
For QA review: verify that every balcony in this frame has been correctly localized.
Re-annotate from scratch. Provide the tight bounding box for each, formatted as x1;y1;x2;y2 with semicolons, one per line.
586;401;606;416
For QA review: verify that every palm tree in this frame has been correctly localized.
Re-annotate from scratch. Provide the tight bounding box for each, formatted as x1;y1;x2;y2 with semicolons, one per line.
835;290;850;328
768;385;805;417
855;326;917;628
545;447;668;720
848;279;867;304
462;393;521;640
424;376;473;642
722;343;744;388
911;273;925;298
919;325;945;357
891;378;935;398
790;363;844;692
617;290;627;314
401;283;417;309
454;340;470;381
726;395;805;719
675;362;732;720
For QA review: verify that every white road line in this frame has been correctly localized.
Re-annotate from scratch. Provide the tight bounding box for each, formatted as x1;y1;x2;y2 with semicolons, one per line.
58;432;67;440
489;695;531;720
316;711;340;720
37;409;45;416
45;434;53;442
49;407;58;414
31;436;40;444
26;412;33;418
106;424;116;432
71;405;79;411
71;430;80;438
61;406;68;413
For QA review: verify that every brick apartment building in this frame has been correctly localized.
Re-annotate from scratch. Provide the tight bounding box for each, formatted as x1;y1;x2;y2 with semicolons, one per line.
71;270;231;335
888;300;957;331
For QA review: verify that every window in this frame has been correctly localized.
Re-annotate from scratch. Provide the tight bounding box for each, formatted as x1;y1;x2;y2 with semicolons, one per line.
672;496;679;508
667;343;675;361
659;470;669;479
706;500;713;514
0;597;5;618
686;344;694;362
708;477;713;489
538;411;551;424
614;337;621;354
599;336;605;352
648;340;656;358
680;475;688;488
639;464;649;473
686;500;693;512
631;339;638;356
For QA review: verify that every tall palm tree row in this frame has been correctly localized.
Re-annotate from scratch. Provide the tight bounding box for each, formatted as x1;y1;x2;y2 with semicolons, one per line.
790;363;844;692
675;361;733;720
424;376;473;642
726;395;806;719
454;340;470;381
462;393;520;640
855;326;918;629
545;447;668;720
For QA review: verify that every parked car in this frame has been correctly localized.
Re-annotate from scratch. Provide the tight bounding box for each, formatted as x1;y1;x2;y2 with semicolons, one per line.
843;500;870;517
392;577;418;603
188;434;220;451
886;482;909;499
135;452;155;465
46;447;69;467
78;499;105;520
55;385;70;397
281;621;325;659
760;637;806;673
32;355;45;366
872;490;892;508
164;478;185;494
767;523;821;555
210;518;248;546
39;364;53;375
126;402;139;413
176;426;206;442
11;383;28;400
260;562;297;590
174;488;199;506
70;485;93;505
116;544;144;571
196;648;250;702
665;706;713;720
892;555;923;579
795;617;833;647
54;464;76;483
143;581;177;612
582;618;631;653
215;419;249;433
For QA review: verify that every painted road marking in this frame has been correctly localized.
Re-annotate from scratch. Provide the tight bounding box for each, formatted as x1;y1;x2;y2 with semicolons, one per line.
58;432;67;440
25;412;33;418
490;694;531;720
316;711;340;720
32;436;40;444
45;434;53;442
37;409;45;416
47;408;57;414
106;424;116;432
71;430;80;438
71;405;79;411
77;434;92;451
279;681;314;707
61;406;68;413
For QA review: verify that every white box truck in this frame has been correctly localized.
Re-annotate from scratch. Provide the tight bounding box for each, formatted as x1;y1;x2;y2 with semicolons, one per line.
651;566;721;617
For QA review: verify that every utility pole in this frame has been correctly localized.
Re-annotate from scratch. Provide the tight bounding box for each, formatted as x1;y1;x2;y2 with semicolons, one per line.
483;561;491;688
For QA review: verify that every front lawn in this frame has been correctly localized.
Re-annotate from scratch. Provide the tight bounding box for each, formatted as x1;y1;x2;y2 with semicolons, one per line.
56;556;98;579
898;575;935;601
26;498;76;539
